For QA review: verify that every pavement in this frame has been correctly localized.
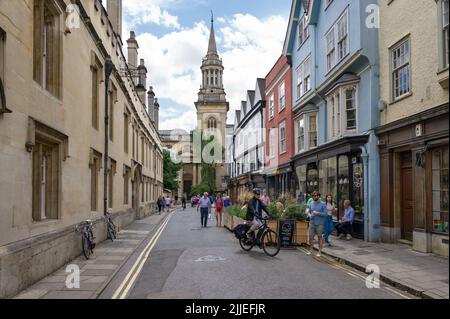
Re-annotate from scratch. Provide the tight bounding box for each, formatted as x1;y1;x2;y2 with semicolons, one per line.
318;237;449;299
13;209;174;299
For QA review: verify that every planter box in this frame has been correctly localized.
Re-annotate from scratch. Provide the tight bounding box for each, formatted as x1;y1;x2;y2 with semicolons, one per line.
294;221;309;245
233;216;245;226
223;212;233;230
267;220;278;232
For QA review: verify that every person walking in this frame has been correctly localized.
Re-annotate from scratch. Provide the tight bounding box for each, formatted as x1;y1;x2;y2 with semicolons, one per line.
181;194;187;210
336;200;355;240
197;192;212;228
261;191;270;206
214;193;224;227
306;191;327;257
157;195;164;215
323;194;337;246
165;196;171;212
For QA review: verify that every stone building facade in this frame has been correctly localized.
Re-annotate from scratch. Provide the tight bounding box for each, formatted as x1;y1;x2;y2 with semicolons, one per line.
376;0;449;256
0;0;164;297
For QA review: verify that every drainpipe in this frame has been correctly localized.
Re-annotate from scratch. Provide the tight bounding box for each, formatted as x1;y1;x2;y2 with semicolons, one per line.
104;56;114;217
360;145;369;241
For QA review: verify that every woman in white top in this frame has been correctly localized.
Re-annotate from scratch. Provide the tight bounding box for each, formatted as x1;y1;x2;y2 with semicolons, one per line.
324;194;336;245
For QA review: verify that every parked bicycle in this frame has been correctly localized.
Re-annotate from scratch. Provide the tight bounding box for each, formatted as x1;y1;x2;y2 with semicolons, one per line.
236;216;281;257
76;220;96;259
105;211;117;242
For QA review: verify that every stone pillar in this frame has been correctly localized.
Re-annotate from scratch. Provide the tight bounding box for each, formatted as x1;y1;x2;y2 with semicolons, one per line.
107;0;122;38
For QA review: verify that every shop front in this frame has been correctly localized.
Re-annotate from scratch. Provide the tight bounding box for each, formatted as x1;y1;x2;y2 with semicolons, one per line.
293;136;368;239
265;164;294;200
377;105;449;256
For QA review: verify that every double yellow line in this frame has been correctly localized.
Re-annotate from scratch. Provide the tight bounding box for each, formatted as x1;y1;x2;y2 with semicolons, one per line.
112;213;173;299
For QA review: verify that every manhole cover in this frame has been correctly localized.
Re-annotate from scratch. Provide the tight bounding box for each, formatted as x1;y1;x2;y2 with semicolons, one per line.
352;249;371;255
195;255;226;262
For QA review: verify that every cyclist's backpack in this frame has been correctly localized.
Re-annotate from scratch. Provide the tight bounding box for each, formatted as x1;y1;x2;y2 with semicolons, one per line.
233;224;250;240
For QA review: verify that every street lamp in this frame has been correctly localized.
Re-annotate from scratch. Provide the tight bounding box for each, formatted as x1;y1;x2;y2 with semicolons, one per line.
104;56;114;217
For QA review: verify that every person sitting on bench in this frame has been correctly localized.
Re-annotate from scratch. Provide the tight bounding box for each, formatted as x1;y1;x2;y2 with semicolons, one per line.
336;200;354;240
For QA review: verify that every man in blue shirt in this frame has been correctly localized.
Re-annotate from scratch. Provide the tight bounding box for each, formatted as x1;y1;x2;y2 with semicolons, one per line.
336;200;355;240
197;192;212;228
306;191;327;257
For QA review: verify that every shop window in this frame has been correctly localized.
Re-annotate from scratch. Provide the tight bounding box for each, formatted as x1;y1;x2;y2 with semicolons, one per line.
432;147;449;234
319;158;337;217
306;163;319;197
33;0;63;98
338;155;349;216
351;155;364;223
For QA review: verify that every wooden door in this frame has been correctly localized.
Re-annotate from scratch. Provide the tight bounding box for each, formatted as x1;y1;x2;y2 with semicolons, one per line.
401;167;413;241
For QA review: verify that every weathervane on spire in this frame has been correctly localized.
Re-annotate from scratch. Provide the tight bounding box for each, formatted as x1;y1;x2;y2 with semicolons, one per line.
211;10;214;24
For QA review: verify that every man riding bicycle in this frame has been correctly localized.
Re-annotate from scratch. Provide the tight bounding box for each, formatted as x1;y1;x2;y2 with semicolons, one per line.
245;188;272;240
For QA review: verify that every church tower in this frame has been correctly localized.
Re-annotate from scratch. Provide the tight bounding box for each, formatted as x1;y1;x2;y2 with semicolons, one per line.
193;13;229;191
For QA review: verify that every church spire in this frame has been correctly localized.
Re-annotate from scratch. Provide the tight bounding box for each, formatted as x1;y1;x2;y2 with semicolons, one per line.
207;10;218;56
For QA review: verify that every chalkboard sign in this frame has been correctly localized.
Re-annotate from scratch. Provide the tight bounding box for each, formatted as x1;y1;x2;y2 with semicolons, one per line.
278;219;296;247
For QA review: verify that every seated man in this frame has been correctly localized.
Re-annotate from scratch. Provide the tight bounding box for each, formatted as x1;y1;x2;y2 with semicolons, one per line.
336;200;355;240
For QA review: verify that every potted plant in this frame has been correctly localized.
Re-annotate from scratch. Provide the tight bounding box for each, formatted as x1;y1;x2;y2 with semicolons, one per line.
284;204;309;245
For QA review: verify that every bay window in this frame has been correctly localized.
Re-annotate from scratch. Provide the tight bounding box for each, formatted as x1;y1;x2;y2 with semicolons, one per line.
327;85;358;140
432;147;449;234
269;128;275;158
296;112;318;154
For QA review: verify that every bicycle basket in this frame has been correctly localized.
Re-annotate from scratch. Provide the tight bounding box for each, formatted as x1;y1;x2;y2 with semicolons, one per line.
233;224;250;240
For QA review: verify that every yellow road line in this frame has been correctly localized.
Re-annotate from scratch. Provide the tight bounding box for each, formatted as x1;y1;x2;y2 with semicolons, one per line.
112;213;172;299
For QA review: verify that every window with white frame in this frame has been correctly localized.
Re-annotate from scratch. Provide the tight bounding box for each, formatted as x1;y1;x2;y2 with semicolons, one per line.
279;121;286;154
440;0;449;69
308;114;317;148
298;14;309;48
296;56;311;99
296;112;318;154
269;128;275;158
391;38;410;100
269;94;275;118
327;85;358;140
279;82;286;111
297;116;305;152
326;9;349;72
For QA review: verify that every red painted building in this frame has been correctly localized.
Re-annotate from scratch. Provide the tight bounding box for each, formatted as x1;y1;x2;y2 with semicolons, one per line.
264;55;294;199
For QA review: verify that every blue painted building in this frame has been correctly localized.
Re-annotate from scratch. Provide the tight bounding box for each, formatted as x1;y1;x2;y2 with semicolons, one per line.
283;0;380;241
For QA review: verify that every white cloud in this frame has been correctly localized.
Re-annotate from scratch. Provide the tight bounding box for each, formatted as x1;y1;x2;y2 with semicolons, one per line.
121;0;181;30
122;9;287;131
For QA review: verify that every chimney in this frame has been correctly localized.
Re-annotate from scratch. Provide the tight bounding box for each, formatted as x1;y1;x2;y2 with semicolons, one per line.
136;59;147;104
147;86;155;121
107;0;122;38
126;31;139;85
154;98;160;131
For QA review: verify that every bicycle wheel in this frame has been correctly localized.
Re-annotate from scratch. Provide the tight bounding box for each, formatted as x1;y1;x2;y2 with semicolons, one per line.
261;229;281;257
107;222;116;241
82;233;91;259
239;236;254;252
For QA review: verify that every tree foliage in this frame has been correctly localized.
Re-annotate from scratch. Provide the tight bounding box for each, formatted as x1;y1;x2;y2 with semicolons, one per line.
163;149;182;192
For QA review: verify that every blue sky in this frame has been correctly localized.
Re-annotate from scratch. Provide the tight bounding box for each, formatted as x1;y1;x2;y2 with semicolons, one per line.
120;0;291;131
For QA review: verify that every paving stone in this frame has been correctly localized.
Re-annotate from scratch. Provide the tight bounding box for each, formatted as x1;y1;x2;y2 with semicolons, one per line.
81;268;115;276
42;290;93;299
81;264;117;270
14;289;48;299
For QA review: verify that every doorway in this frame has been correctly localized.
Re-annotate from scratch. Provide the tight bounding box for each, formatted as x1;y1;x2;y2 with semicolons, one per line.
400;152;413;241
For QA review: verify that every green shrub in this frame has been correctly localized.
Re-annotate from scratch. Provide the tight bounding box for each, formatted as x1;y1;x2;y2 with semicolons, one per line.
190;184;210;197
284;204;308;221
267;203;283;220
226;207;246;220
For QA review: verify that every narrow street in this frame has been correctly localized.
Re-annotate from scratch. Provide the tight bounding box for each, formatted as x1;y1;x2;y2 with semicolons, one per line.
98;207;413;299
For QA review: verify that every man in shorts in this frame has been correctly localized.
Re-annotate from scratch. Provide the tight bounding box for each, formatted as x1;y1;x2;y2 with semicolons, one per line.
306;191;327;257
